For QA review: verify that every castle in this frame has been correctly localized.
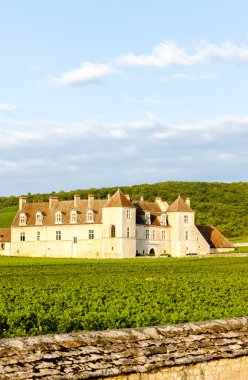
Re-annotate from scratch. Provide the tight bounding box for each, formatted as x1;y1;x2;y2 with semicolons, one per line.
0;189;233;258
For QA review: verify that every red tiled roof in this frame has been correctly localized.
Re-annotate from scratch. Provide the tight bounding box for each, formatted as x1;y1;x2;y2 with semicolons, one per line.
134;201;163;226
0;228;11;242
197;226;234;249
106;189;135;208
11;199;108;227
167;196;193;213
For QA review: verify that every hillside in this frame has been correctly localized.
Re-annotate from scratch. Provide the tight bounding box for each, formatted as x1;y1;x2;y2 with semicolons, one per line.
1;181;248;238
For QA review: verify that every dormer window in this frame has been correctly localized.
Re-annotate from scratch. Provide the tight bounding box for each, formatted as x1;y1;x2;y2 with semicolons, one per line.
55;211;62;224
70;211;77;224
86;210;94;223
145;211;151;225
35;212;43;225
161;214;166;225
19;213;27;226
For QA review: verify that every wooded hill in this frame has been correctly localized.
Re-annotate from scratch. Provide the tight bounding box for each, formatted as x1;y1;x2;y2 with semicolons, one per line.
1;181;248;238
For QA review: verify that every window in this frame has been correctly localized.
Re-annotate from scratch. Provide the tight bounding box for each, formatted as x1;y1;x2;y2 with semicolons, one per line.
162;230;166;240
55;212;62;224
37;231;40;241
20;232;25;241
73;236;77;244
89;229;94;239
87;210;94;223
19;213;26;226
126;209;131;219
184;215;189;224
35;212;43;225
185;231;189;240
70;211;77;224
152;230;156;240
127;227;130;238
56;231;61;240
145;229;149;239
145;212;151;225
110;225;116;238
0;244;5;250
161;214;166;225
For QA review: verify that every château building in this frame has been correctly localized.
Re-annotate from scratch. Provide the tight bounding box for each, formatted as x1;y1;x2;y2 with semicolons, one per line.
0;189;234;258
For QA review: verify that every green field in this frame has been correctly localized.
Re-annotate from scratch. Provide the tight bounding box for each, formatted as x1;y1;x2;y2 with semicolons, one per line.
0;256;247;339
0;206;17;228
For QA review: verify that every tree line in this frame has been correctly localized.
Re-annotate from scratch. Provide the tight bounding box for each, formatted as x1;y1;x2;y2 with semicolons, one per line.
1;181;248;237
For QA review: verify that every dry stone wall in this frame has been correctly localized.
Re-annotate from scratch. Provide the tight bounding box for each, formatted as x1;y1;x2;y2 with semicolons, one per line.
0;317;247;379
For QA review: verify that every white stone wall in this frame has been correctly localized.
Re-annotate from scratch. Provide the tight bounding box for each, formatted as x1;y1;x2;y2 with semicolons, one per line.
168;212;209;256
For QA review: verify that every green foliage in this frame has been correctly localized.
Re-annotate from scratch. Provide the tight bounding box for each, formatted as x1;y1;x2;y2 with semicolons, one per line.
0;256;247;338
1;181;248;237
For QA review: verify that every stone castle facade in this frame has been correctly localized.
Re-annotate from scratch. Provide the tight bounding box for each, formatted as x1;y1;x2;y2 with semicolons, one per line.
0;189;233;258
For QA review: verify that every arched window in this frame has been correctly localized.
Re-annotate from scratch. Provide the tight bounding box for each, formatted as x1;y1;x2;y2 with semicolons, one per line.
110;224;116;238
35;212;43;225
55;211;62;224
86;210;94;223
70;211;77;224
19;213;27;226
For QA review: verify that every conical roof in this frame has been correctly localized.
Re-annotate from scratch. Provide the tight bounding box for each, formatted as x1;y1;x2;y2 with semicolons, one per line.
105;189;135;208
167;196;193;212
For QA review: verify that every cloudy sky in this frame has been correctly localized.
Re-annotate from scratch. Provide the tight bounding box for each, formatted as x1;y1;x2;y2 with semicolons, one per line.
1;1;248;196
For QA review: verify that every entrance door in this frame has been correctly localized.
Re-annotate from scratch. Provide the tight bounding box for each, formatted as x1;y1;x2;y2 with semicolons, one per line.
149;248;155;256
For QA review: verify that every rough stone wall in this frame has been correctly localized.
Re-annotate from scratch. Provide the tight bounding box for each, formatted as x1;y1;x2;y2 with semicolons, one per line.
0;317;247;379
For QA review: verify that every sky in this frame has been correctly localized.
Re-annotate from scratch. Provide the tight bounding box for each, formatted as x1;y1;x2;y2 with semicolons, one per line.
1;1;248;196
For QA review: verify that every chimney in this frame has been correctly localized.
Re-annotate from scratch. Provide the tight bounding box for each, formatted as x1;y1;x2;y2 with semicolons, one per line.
107;193;111;200
88;194;94;209
140;195;144;201
19;196;27;210
155;196;168;212
49;196;58;209
186;197;191;207
125;194;130;201
74;194;80;208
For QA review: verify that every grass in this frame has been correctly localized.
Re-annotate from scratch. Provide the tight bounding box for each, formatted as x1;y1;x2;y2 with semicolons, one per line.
229;236;248;243
0;206;17;228
233;246;248;253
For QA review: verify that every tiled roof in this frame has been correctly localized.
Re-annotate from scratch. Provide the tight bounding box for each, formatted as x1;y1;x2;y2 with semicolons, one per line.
12;199;108;227
197;226;234;249
0;228;11;242
134;201;163;226
106;189;136;208
167;196;193;213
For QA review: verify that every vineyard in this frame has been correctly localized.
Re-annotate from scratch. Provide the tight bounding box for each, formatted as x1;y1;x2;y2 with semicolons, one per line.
0;256;247;338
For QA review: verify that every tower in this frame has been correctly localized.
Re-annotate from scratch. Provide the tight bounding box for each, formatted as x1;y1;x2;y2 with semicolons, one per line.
102;189;136;258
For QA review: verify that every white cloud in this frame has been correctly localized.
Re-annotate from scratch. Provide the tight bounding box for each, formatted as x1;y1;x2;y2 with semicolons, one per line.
48;39;248;89
1;114;248;195
161;73;219;82
0;103;16;112
51;62;120;86
118;40;248;67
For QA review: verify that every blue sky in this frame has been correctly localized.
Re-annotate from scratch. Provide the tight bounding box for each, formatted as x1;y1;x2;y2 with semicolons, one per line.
1;1;248;196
